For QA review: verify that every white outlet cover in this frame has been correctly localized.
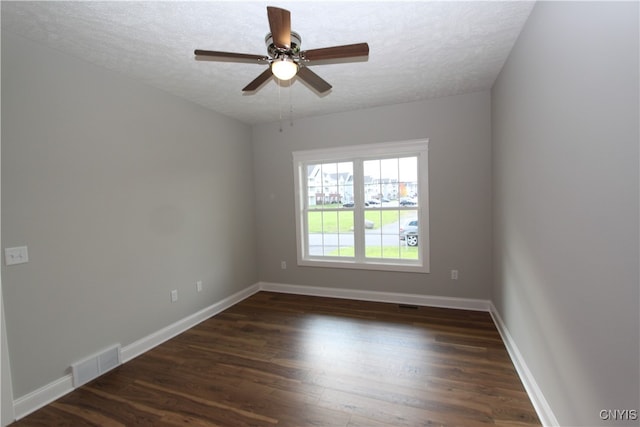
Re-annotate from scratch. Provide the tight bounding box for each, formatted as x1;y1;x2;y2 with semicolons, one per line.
5;246;28;266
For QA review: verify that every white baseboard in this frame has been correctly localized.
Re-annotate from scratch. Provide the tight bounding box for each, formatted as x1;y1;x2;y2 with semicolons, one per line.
13;374;73;420
258;281;491;311
489;302;559;427
120;283;260;363
11;283;260;421
11;282;556;427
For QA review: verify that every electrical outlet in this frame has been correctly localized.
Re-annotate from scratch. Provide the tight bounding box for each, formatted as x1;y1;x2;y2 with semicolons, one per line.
170;289;178;302
281;261;287;270
196;281;203;292
5;246;28;266
451;270;459;280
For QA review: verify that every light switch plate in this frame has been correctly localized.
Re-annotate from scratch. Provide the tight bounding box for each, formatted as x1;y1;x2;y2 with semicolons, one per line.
5;246;29;266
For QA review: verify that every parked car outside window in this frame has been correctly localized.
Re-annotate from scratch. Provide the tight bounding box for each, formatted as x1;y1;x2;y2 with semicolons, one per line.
400;219;418;246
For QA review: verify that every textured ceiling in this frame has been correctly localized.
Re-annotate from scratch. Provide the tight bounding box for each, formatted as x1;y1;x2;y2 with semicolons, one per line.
2;1;535;125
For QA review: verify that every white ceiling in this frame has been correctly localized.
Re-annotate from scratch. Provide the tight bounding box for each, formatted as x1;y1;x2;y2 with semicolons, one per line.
2;1;535;125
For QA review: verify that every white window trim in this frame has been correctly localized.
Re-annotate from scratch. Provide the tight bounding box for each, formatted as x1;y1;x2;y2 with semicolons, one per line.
292;139;430;273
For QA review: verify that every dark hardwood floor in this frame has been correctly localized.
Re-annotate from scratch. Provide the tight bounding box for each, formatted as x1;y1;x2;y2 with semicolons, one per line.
12;292;541;426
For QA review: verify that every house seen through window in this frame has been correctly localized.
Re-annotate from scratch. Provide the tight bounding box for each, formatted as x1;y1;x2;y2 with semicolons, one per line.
293;139;429;273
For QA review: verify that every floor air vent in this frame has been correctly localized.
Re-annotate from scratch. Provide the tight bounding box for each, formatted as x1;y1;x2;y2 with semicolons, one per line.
398;304;419;309
71;344;121;387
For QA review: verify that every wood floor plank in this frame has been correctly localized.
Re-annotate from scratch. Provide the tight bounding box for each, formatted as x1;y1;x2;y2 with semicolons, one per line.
11;292;540;426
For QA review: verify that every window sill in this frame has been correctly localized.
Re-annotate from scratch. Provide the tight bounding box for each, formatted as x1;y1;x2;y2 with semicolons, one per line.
298;258;430;274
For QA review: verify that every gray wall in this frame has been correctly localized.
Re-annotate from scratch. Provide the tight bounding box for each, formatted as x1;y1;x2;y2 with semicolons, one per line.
1;302;13;425
492;2;639;426
252;91;493;299
1;33;258;398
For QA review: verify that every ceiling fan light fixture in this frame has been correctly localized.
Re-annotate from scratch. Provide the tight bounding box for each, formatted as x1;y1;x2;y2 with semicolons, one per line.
271;57;298;81
194;7;368;94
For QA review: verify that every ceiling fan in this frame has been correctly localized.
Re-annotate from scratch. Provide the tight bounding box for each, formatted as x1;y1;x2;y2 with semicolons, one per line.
194;6;369;94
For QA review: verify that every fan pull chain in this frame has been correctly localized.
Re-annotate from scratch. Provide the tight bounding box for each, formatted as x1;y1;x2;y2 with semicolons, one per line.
289;78;294;127
278;80;283;132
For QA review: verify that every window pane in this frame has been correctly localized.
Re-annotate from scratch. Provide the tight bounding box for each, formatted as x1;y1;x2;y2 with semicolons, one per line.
380;158;399;204
362;157;419;260
363;159;380;205
335;209;355;257
307;163;322;209
307;210;354;257
363;210;405;260
399;157;418;207
380;209;401;259
307;162;353;208
321;163;338;206
399;209;419;259
364;210;383;258
364;157;417;207
361;208;421;260
337;162;353;206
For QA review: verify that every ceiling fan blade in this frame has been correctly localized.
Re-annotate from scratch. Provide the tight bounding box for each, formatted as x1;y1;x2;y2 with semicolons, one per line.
267;6;291;49
194;50;267;63
242;68;273;92
297;67;332;94
301;43;370;61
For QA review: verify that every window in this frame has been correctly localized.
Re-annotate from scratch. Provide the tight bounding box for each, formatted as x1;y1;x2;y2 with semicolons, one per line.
293;139;429;273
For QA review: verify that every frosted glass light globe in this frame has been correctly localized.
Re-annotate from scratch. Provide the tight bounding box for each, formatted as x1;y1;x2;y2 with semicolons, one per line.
271;58;298;81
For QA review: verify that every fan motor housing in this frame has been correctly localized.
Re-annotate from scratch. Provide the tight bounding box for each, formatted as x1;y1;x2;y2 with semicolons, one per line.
265;31;301;59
